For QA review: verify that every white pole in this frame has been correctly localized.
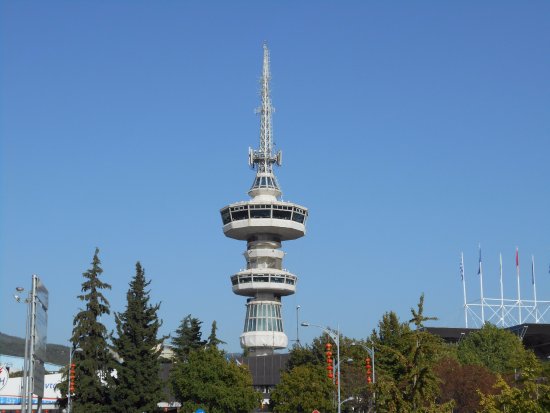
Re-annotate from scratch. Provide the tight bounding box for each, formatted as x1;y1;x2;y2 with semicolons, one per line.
336;325;341;413
68;349;73;413
21;289;31;413
461;253;468;328
500;253;504;326
479;246;485;324
532;255;538;322
26;275;37;413
296;305;300;346
517;248;522;324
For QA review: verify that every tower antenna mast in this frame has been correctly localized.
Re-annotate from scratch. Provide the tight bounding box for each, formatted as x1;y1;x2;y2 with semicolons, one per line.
249;44;282;174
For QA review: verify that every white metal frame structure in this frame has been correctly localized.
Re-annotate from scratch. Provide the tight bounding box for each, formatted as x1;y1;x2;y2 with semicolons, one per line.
220;44;308;354
461;249;550;328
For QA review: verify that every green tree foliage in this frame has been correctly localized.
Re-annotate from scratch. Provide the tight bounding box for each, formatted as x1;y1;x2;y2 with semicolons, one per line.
270;364;334;413
279;295;546;412
111;262;165;413
170;347;260;413
478;376;550;413
457;323;540;376
370;295;451;412
70;248;114;413
286;338;325;371
206;320;226;349
172;314;206;361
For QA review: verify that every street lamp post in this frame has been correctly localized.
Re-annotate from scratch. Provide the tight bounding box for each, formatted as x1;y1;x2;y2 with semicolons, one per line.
67;347;82;413
351;342;376;384
302;322;341;413
351;342;376;412
296;305;301;346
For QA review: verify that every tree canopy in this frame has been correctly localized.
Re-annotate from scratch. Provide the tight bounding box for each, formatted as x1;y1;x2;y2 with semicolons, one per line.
170;347;260;413
370;296;450;412
270;364;334;413
111;262;165;413
478;376;550;413
171;314;206;361
457;323;540;376
434;357;497;413
207;320;226;349
70;248;114;413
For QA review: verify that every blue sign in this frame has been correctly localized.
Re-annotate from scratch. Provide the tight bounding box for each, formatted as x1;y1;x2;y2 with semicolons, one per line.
195;409;205;413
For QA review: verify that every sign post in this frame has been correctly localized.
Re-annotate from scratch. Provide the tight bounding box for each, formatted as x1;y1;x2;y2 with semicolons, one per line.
22;275;49;413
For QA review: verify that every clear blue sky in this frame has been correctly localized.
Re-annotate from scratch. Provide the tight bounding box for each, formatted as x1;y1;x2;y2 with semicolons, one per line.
1;2;549;353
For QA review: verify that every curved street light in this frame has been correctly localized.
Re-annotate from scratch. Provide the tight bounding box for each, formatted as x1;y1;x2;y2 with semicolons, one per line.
301;322;341;413
351;342;376;384
351;342;376;412
67;347;83;413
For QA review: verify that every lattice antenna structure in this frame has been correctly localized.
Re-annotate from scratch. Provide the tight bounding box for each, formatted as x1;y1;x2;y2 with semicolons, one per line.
248;44;282;199
220;45;308;355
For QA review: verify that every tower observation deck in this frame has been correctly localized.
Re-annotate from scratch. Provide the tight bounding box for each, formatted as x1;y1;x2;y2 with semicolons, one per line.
220;44;308;355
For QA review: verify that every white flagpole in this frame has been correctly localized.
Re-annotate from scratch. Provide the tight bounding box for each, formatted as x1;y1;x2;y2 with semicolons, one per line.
479;245;485;324
532;255;538;322
500;253;504;326
516;247;522;324
461;252;468;328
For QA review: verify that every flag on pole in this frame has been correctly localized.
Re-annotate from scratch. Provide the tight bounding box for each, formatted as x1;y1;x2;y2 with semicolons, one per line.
478;245;482;276
460;253;464;281
516;248;519;270
499;253;503;284
531;255;535;285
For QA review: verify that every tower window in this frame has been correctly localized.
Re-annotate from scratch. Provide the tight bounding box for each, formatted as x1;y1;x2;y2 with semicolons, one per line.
273;209;292;220
292;212;305;223
250;208;271;218
221;208;231;225
243;302;284;333
232;209;249;221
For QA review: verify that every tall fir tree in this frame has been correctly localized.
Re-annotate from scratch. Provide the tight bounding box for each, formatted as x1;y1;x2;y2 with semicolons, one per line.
206;320;226;349
71;248;114;413
171;314;206;361
111;262;165;413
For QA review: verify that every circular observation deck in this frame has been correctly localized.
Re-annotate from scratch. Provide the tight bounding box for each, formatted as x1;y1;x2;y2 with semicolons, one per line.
231;269;297;297
220;201;308;241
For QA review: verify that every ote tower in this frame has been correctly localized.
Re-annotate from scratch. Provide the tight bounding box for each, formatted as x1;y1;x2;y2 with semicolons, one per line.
220;45;308;355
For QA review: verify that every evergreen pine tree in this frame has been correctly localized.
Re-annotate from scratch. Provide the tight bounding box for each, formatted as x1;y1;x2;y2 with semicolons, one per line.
171;314;206;361
111;262;165;413
71;248;114;413
206;320;226;349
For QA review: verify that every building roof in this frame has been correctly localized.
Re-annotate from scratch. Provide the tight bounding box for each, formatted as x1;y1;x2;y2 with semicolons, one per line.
425;323;550;359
